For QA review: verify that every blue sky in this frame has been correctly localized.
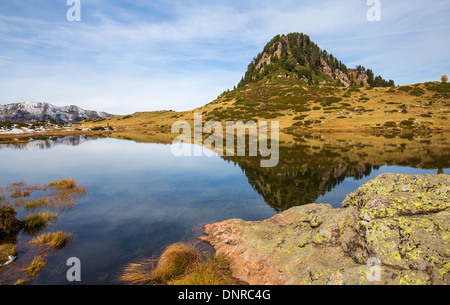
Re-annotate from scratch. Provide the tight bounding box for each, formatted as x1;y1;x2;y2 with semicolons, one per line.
0;0;449;114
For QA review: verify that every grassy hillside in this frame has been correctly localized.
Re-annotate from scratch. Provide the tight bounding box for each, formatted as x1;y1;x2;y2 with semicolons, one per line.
79;33;449;139
81;77;450;140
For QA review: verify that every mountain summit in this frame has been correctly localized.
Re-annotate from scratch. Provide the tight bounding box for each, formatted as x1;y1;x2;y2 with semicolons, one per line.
237;33;394;88
0;102;114;123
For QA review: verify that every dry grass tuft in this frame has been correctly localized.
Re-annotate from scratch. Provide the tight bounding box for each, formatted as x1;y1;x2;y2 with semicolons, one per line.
119;242;236;285
119;243;200;285
23;255;47;278
151;243;201;283
48;179;86;211
10;189;30;198
0;243;17;265
6;182;26;191
171;255;236;285
22;212;58;235
28;231;72;250
48;179;76;190
14;278;28;285
118;258;157;285
24;197;51;211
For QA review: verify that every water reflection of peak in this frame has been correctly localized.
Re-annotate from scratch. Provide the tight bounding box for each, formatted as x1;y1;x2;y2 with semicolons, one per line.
0;135;98;150
234;161;378;212
224;134;450;212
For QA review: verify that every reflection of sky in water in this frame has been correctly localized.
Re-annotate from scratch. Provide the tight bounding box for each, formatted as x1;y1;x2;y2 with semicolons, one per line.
0;136;448;284
316;166;448;208
0;137;275;284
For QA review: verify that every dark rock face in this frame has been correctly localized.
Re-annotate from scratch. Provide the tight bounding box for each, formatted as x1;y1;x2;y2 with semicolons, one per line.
201;173;450;285
0;102;114;122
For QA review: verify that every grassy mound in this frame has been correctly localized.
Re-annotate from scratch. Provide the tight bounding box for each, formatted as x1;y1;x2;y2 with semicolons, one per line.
119;242;236;285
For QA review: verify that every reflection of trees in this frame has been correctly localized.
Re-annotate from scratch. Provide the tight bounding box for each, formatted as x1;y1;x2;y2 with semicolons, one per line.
224;145;379;212
223;136;450;212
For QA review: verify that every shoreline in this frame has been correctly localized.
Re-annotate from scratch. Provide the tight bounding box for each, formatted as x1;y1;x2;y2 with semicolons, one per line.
0;130;117;143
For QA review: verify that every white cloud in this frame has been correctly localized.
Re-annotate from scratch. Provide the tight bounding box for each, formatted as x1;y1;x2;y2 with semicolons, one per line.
0;0;449;112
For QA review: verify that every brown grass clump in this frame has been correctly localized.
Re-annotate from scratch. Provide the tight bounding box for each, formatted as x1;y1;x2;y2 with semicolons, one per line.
28;231;72;250
23;255;47;278
119;242;236;285
10;189;30;198
47;179;86;211
6;182;26;191
52;189;85;210
118;258;158;285
22;212;58;235
171;255;236;285
152;243;202;283
24;197;51;211
48;179;76;190
0;243;17;265
119;243;200;285
14;278;28;285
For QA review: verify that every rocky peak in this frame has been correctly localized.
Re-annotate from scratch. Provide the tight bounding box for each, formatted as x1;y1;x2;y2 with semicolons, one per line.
237;32;394;88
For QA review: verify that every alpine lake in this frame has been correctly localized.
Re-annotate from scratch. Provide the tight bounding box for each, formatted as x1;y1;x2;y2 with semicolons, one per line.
0;131;449;284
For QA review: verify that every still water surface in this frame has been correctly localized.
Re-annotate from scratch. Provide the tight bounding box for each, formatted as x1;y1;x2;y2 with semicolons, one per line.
0;135;448;284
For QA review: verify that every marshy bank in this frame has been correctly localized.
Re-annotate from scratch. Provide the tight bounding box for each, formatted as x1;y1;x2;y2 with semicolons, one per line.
0;179;85;284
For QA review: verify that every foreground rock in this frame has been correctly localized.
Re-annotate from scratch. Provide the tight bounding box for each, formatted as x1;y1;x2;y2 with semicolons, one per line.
200;174;450;285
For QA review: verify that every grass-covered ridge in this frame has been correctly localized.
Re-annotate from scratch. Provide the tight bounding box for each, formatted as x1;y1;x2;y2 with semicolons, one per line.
74;34;448;138
80;79;449;139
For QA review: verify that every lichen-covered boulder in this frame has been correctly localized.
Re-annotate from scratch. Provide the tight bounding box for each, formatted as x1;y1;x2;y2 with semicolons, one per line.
200;174;450;285
342;173;450;284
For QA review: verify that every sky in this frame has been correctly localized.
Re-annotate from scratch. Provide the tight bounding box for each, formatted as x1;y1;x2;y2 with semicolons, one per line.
0;0;449;115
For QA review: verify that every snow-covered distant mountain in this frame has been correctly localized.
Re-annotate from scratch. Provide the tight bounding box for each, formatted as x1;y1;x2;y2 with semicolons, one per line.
0;102;115;122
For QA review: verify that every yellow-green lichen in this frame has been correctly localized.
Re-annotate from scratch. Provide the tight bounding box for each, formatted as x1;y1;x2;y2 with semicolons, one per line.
439;263;450;277
398;272;431;285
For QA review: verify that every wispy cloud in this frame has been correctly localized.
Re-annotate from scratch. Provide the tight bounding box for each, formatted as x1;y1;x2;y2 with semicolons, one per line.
0;0;449;114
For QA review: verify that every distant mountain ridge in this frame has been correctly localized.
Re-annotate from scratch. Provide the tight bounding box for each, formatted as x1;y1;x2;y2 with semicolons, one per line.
0;102;115;122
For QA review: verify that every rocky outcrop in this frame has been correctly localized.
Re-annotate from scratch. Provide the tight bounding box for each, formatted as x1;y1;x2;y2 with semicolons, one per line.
200;174;450;285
